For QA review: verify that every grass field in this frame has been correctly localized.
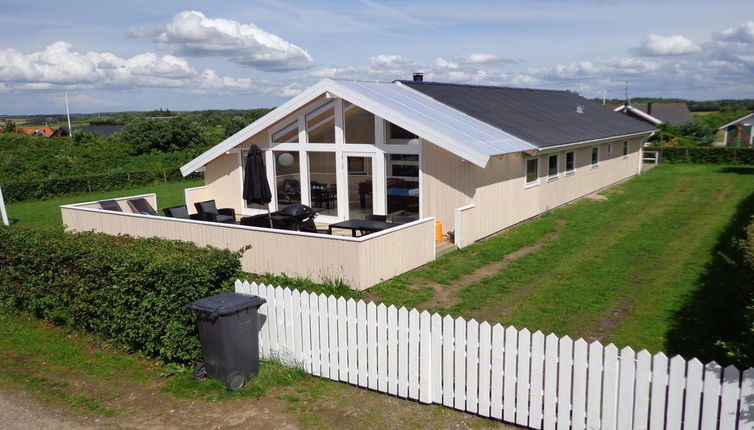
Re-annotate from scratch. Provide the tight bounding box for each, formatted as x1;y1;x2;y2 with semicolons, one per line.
4;179;203;230
366;164;754;364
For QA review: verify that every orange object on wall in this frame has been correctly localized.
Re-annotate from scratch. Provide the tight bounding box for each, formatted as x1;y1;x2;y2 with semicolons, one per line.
435;220;443;242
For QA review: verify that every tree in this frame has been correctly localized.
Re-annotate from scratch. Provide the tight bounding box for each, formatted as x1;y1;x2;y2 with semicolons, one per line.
3;119;17;133
677;119;715;146
119;115;209;154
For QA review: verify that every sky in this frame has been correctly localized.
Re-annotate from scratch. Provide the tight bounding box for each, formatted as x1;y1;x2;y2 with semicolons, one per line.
1;0;753;115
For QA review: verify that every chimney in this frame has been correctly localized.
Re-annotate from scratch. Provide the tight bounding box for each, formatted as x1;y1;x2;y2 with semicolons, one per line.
412;72;423;82
647;102;652;116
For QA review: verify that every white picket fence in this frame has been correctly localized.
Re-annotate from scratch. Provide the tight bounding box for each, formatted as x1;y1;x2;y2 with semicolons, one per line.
235;280;754;429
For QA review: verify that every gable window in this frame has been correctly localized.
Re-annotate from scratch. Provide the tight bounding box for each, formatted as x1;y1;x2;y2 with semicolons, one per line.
386;122;419;145
623;141;629;158
591;146;599;168
272;121;299;144
343;100;375;145
306;103;336;143
525;157;539;187
547;154;559;180
607;143;613;155
565;151;575;175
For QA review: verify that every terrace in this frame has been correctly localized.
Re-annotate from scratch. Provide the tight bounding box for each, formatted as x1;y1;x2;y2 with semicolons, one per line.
60;193;437;290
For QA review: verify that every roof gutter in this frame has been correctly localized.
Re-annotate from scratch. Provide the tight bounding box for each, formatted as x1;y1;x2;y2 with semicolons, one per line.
531;130;656;154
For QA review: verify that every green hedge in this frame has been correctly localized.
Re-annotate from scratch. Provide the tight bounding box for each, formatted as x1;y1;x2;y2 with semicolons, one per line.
0;227;242;362
657;146;754;165
2;169;200;202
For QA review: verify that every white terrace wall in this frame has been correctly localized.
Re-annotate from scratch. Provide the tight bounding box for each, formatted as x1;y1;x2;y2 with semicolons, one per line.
425;138;644;247
61;203;435;290
237;280;754;430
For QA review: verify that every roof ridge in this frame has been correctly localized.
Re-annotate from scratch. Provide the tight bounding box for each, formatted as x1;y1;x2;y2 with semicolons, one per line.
397;80;569;93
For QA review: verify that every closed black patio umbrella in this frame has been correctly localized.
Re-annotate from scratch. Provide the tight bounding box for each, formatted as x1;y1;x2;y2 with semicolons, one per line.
243;144;273;228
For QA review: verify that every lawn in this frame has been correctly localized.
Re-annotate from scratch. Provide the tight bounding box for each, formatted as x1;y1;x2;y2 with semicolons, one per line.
366;164;754;363
4;179;203;229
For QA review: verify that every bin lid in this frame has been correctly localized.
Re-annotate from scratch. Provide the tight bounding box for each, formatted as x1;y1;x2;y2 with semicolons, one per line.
187;292;266;316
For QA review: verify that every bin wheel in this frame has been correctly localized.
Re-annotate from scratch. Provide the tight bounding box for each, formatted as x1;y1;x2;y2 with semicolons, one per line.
225;371;246;391
193;362;208;381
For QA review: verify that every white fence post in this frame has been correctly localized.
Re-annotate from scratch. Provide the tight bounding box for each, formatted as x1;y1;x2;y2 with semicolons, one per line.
233;280;754;430
0;185;9;226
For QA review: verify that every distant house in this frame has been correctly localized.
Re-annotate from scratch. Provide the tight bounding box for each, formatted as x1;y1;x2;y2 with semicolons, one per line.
78;125;125;136
19;126;54;137
718;112;754;148
613;103;692;126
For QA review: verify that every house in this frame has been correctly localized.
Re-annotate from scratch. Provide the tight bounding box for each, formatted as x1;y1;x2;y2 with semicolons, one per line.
62;77;655;290
718;112;754;148
19;126;54;137
180;77;655;245
613;103;692;126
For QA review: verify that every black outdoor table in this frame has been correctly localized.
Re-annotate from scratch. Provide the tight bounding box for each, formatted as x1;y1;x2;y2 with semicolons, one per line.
328;219;396;237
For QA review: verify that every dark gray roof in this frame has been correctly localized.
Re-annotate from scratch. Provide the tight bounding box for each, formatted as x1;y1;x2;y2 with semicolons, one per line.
613;103;692;125
400;81;655;148
78;125;125;136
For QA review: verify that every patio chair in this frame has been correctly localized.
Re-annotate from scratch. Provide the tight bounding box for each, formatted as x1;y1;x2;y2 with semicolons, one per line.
127;198;157;216
99;200;122;212
163;205;208;221
194;200;236;224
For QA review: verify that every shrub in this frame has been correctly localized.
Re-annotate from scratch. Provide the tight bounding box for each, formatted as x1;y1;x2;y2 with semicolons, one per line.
0;227;243;362
119;115;208;154
657;147;754;165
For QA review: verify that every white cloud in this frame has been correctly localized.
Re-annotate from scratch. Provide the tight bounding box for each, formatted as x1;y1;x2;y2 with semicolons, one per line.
713;21;754;45
454;53;514;65
128;10;314;72
0;41;252;93
368;54;422;72
637;34;702;56
434;57;459;69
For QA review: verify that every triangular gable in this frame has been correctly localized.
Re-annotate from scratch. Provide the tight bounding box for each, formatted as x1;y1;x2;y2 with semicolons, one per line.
180;79;536;175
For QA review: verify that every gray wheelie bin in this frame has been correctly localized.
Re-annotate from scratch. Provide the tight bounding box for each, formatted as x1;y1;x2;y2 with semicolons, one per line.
187;292;266;390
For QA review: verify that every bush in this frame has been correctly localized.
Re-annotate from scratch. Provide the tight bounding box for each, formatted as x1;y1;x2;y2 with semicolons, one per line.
119;115;208;154
0;227;243;362
657;147;754;165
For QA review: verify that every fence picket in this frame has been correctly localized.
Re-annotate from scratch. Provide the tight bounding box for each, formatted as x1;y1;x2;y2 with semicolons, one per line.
504;326;518;423
571;339;588;430
683;359;703;430
443;315;455;408
490;324;505;420
347;298;358;385
529;331;546;430
367;302;378;390
455;317;467;410
542;333;558;430
516;328;532;427
602;344;619;430
720;365;741;429
556;336;573;430
431;313;443;404
387;305;398;395
356;300;368;388
739;368;754;430
398;307;409;398
266;284;278;359
377;303;388;392
666;355;686;430
283;288;294;364
309;293;321;376
617;347;636;430
327;296;339;380
587;341;603;430
649;353;668;430
478;322;493;417
419;311;432;403
318;294;329;378
466;319;479;413
291;289;302;365
257;284;270;359
408;309;420;400
275;287;287;359
300;291;312;373
633;350;651;430
337;297;348;382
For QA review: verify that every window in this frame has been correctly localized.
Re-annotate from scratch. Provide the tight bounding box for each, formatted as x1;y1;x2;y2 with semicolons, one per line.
387;154;419;177
607;143;613;155
306;103;335;143
591;146;599;168
565;151;575;175
343;101;375;145
386;122;419;145
525;157;539;186
623;141;629;158
547;154;558;180
272;121;299;144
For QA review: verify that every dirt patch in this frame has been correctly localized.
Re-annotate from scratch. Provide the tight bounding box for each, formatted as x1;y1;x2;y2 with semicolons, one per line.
419;219;566;311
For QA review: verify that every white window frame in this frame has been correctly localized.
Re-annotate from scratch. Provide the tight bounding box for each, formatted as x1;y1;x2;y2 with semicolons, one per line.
607;142;613;156
525;157;540;188
622;141;629;159
564;151;576;176
547;154;559;181
591;146;600;169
